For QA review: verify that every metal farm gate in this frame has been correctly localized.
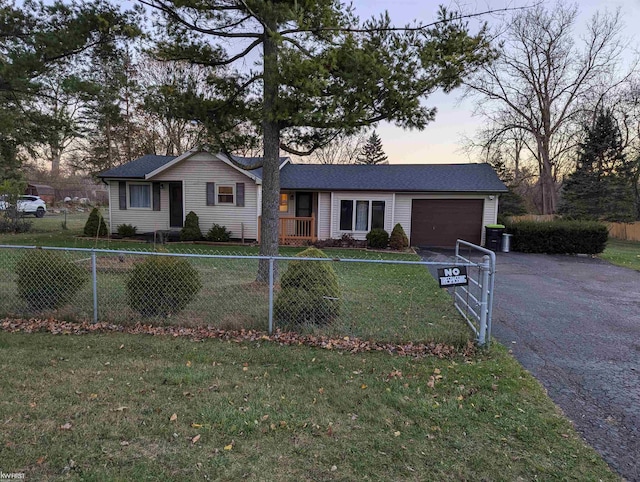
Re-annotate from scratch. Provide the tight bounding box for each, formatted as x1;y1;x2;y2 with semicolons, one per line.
452;240;496;347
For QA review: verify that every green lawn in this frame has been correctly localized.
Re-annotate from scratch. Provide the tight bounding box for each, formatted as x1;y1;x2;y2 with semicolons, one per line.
600;238;640;271
0;210;469;346
0;331;618;481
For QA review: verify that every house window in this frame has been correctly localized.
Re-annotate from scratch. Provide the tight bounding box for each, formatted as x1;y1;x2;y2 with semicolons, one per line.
339;200;385;232
279;193;289;212
371;201;385;229
129;183;151;208
217;185;234;204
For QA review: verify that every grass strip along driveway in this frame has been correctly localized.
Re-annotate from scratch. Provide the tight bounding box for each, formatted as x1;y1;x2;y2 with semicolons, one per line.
0;327;618;481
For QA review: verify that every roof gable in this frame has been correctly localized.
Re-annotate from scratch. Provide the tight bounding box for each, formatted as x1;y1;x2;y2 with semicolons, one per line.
98;151;290;182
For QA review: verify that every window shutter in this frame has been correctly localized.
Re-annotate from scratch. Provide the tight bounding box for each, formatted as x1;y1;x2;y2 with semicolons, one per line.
206;182;215;206
118;182;127;210
236;182;245;207
153;183;161;211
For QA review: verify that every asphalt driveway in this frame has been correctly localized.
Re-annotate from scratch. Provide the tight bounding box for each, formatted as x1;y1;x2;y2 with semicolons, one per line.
420;249;640;480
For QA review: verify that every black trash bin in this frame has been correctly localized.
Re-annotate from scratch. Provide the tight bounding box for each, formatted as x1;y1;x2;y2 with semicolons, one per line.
484;224;505;251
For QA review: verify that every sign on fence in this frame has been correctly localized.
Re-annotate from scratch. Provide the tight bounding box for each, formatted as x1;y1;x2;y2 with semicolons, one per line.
437;266;468;287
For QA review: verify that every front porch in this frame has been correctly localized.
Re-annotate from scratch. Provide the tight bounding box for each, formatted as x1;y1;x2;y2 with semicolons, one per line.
258;214;317;245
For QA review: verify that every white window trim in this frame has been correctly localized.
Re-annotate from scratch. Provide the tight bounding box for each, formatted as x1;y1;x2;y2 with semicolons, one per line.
216;184;235;204
339;199;385;233
128;182;152;210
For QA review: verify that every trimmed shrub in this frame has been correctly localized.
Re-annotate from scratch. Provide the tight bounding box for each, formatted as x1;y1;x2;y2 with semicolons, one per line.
389;223;409;250
117;224;137;237
84;207;108;237
506;220;608;254
274;247;341;327
15;250;88;311
206;223;231;242
0;217;32;233
127;256;202;317
180;211;202;241
366;228;389;249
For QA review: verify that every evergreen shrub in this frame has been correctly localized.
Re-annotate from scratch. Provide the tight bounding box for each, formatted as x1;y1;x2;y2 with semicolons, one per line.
180;211;202;241
117;224;137;237
127;256;202;317
366;228;389;249
389;223;409;250
274;247;341;327
15;249;88;311
206;223;231;242
506;220;608;254
84;207;108;237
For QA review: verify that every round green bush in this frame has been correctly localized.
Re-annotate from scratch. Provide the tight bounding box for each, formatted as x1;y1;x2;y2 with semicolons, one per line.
127;256;202;317
15;249;89;311
84;207;108;237
206;223;231;242
389;223;409;250
366;228;389;249
274;247;341;327
180;211;202;241
117;224;137;237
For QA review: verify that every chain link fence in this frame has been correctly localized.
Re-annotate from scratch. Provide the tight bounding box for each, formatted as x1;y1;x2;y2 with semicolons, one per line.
0;245;476;346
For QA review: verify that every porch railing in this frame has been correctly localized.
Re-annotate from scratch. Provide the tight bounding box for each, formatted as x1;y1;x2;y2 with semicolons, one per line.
258;214;316;245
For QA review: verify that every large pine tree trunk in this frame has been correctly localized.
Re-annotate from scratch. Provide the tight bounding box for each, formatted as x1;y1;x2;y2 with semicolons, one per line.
257;26;280;282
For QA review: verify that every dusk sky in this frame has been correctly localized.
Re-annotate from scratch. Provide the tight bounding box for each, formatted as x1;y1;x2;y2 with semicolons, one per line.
351;0;640;165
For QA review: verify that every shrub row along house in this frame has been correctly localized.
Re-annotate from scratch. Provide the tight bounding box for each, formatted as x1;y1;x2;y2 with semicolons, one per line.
98;150;507;247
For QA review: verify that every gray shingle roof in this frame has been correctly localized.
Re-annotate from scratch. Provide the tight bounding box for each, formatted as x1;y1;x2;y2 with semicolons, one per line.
98;154;177;179
279;163;508;192
98;153;507;193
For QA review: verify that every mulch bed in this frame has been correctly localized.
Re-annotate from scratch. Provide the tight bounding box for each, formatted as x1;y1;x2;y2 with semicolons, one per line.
0;317;476;359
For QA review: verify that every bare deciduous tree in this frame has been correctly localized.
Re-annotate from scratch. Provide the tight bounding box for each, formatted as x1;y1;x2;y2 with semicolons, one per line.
466;2;633;213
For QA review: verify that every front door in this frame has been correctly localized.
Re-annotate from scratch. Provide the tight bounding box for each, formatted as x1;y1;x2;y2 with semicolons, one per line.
295;192;312;217
295;192;313;238
169;182;183;228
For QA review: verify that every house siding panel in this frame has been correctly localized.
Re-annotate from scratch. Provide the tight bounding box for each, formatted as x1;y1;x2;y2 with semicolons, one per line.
394;193;499;246
107;181;169;233
318;192;331;240
152;152;258;239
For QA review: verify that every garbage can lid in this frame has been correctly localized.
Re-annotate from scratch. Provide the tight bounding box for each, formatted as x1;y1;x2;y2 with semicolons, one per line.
486;224;505;229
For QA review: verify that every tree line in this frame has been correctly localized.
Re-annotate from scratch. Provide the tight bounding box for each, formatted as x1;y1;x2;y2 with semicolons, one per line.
2;1;639;260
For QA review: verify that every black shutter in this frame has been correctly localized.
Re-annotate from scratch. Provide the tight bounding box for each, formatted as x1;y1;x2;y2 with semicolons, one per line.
236;182;245;207
206;182;215;206
118;181;127;210
153;183;161;211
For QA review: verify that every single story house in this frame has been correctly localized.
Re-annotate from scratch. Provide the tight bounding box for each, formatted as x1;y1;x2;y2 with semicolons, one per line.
97;150;507;247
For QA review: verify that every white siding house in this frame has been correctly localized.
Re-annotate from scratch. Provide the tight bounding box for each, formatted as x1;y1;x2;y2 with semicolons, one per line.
99;150;508;247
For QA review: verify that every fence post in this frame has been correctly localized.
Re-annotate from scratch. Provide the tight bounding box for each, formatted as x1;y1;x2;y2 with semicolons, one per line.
478;255;491;346
268;257;274;334
91;250;98;323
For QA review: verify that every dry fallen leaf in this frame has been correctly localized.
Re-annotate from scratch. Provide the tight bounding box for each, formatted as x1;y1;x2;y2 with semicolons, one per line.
36;456;46;464
60;422;72;431
170;413;178;422
191;434;201;444
186;360;192;367
224;443;233;451
361;384;368;389
120;441;129;446
394;431;401;437
191;423;202;428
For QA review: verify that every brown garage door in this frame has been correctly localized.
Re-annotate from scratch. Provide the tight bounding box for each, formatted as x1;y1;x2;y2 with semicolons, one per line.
410;199;484;247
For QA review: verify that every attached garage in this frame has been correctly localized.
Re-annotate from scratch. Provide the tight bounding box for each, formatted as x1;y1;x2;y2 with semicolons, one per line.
410;199;484;247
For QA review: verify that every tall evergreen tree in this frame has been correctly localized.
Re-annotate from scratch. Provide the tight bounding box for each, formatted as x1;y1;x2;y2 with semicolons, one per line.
144;0;494;278
0;0;138;179
357;132;388;164
559;109;636;221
